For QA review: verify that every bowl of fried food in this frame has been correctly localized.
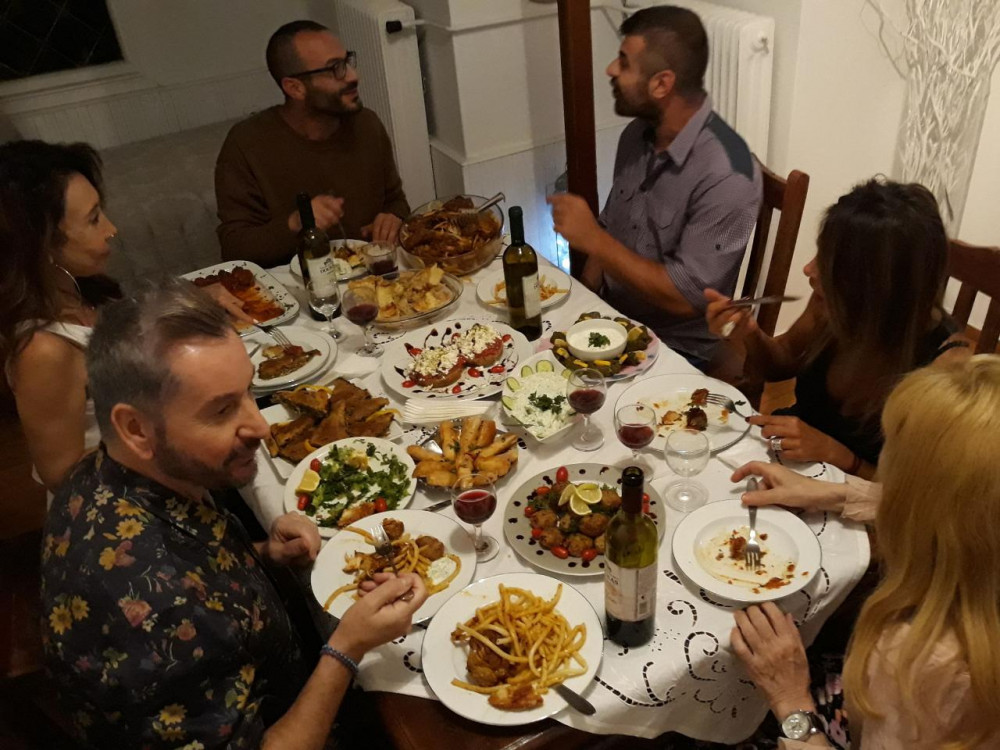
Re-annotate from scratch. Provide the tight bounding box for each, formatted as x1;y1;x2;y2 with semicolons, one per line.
407;416;519;489
346;264;463;330
399;195;505;277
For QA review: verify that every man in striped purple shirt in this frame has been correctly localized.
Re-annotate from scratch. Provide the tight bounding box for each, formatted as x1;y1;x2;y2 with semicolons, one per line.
549;6;762;369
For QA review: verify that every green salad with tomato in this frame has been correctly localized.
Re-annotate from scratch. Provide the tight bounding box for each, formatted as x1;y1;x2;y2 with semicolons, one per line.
296;442;410;528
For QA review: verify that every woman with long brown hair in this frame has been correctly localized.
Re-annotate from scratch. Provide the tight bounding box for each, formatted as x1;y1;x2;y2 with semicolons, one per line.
705;178;969;478
731;355;1000;748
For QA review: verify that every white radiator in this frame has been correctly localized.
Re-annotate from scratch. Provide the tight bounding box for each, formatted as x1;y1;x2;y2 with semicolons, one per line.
627;0;774;160
333;0;435;207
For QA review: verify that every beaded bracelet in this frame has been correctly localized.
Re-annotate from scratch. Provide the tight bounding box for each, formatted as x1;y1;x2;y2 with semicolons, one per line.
320;644;359;677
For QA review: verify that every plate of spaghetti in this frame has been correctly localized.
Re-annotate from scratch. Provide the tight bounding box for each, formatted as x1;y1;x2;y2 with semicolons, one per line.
421;572;602;725
310;509;476;623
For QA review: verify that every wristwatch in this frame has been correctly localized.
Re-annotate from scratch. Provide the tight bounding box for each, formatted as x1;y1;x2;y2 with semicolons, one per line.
781;709;825;740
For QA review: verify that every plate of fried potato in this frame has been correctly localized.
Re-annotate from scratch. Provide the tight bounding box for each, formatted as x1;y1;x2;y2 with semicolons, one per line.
347;265;463;330
406;417;519;489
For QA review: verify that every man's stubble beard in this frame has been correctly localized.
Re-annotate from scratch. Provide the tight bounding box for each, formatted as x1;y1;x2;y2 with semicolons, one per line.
153;422;260;491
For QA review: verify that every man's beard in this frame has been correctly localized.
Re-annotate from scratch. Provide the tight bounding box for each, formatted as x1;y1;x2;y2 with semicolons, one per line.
611;80;658;120
305;81;363;116
153;424;260;491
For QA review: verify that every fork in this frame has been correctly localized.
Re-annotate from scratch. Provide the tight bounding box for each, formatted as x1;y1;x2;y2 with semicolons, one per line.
371;524;415;602
744;479;762;571
255;323;292;348
705;392;748;419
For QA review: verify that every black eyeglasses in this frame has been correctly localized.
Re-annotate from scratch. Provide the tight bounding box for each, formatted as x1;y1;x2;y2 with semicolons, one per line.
289;51;358;81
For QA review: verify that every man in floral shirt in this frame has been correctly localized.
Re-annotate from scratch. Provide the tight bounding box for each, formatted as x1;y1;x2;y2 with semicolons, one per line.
41;280;426;749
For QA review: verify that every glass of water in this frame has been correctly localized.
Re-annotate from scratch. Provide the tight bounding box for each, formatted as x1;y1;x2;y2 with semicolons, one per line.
664;429;710;512
307;279;342;339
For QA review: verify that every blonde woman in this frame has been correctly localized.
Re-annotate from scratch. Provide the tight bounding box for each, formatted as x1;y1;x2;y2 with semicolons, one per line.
731;355;1000;748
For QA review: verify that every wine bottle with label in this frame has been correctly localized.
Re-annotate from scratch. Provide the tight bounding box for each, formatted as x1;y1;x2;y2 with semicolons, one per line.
605;465;657;647
501;206;542;340
296;192;339;323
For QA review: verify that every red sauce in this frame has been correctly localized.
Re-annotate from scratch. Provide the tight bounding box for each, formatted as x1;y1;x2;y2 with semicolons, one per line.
762;577;788;590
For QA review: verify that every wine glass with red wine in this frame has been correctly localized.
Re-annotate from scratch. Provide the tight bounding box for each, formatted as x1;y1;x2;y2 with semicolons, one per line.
452;474;499;562
567;368;607;451
342;286;382;357
363;242;397;276
615;402;657;473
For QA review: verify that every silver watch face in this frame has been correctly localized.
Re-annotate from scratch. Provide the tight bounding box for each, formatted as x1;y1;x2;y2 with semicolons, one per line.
781;712;812;740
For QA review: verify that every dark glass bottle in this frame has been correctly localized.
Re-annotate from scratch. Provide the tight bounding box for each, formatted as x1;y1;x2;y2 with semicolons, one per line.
501;206;542;340
296;192;339;321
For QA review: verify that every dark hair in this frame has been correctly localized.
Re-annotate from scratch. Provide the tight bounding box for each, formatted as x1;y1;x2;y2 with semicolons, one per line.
87;278;232;436
266;19;329;86
817;178;948;404
0;140;119;361
620;6;708;98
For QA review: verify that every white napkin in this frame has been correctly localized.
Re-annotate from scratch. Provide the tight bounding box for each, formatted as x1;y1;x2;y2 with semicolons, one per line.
716;429;770;471
401;398;494;425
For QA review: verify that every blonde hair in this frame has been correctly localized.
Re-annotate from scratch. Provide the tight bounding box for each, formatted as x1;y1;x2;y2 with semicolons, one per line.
843;355;1000;749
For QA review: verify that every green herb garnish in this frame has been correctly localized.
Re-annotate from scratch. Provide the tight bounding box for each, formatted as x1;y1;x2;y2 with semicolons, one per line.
588;332;611;348
306;444;410;528
528;392;566;415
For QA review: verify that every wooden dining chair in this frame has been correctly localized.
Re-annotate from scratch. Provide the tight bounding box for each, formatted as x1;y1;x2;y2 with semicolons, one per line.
947;238;1000;353
742;161;810;337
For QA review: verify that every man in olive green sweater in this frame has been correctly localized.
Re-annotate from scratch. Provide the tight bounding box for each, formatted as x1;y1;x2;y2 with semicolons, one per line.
215;20;410;267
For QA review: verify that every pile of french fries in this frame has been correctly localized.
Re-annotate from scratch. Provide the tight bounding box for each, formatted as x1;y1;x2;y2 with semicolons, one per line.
407;417;518;487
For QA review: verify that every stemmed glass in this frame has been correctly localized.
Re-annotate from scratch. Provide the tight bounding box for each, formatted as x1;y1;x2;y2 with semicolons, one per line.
567;368;607;451
615;403;657;473
342;286;382;357
307;278;342;340
664;429;711;512
452;474;499;562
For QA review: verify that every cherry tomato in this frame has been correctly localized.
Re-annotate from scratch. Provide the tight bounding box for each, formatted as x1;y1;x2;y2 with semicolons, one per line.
501;334;512;342
401;380;415;388
531;527;543;539
404;344;423;356
374;497;387;513
524;506;536;518
581;548;598;562
467;368;482;378
534;486;550;495
488;365;506;374
550;545;569;559
297;494;310;511
556;466;569;483
451;384;463;394
310;459;322;473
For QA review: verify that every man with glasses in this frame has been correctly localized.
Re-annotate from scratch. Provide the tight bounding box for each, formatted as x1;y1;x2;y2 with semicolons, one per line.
215;20;410;266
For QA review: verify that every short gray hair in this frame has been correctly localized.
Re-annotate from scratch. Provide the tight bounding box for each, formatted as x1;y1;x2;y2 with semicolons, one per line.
87;278;233;436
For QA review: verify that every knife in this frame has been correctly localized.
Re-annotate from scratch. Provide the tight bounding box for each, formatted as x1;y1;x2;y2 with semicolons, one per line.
727;294;800;309
423;498;453;512
553;683;597;715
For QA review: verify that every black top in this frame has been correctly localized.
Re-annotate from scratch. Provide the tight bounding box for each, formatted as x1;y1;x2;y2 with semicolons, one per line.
777;317;959;466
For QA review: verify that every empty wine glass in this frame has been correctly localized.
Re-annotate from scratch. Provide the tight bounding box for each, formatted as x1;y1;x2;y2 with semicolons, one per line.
615;402;657;473
567;368;607;451
664;429;711;512
452;474;499;562
342;286;381;357
307;278;342;340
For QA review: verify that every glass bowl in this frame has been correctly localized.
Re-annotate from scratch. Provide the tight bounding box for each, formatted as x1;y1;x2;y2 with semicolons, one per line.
399;195;505;277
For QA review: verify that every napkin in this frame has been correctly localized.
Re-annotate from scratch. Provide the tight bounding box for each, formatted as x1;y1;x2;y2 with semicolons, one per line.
401;398;495;425
716;428;770;471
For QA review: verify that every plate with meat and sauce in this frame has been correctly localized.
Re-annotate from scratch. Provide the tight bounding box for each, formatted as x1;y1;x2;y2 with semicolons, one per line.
183;260;300;328
250;327;334;389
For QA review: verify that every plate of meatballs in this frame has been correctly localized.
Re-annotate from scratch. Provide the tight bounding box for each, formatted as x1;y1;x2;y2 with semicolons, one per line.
503;464;667;577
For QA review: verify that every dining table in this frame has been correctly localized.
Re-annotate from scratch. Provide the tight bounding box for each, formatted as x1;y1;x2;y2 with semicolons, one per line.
240;251;871;747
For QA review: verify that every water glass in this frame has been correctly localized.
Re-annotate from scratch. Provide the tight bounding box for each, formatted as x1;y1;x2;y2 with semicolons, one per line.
664;429;710;512
307;278;342;339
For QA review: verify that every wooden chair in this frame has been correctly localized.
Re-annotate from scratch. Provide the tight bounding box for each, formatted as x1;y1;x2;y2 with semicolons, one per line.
742;161;810;337
947;238;1000;353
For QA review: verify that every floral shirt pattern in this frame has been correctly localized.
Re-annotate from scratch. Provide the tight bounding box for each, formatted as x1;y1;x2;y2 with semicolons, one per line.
41;447;304;749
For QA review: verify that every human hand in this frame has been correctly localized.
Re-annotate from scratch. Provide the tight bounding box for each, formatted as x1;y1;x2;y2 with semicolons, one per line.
262;513;321;567
748;415;848;467
704;288;757;341
329;573;427;660
546;193;603;251
361;212;402;245
731;461;846;514
199;283;253;324
288;195;345;233
731;603;814;719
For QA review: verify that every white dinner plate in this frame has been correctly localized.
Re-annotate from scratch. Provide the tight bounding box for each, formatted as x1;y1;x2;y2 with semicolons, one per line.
289;239;371;281
502;463;667;577
615;373;751;453
672;500;822;604
258;402;405;480
421;572;603;726
310;509;477;623
380;318;533;401
499;350;575;444
182;260;300;327
283;437;416;538
476;267;572;310
250;327;334;389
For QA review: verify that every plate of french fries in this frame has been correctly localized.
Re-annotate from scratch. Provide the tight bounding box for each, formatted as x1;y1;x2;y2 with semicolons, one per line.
347;265;463;329
421;572;602;725
406;417;520;489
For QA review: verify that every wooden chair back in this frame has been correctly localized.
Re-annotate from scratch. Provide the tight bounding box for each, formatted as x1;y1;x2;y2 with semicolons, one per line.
742;161;810;336
947;238;1000;353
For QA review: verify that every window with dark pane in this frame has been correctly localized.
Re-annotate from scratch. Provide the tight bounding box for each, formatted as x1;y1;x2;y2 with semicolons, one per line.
0;0;123;81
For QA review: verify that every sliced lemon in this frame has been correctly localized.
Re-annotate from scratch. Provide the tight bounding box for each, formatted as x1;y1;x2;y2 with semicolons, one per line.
569;494;593;516
296;469;321;494
575;482;602;505
559;484;578;506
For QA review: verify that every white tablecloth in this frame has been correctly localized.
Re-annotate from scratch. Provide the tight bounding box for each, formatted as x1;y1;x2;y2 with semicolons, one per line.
242;256;870;744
